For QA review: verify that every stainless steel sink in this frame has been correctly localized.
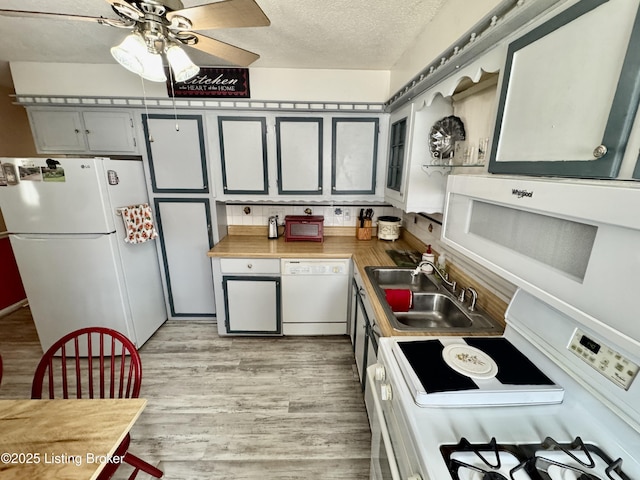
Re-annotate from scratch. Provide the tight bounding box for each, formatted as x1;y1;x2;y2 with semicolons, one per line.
367;267;439;292
364;266;502;332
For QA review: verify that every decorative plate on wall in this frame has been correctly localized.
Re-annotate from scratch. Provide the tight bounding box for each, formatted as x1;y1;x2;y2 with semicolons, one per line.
429;115;466;160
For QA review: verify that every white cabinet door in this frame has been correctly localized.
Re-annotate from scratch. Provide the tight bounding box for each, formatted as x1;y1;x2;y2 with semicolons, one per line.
332;118;379;194
218;116;268;194
143;114;209;193
276;117;323;194
29;109;138;154
83;111;137;153
155;199;215;318
353;293;367;387
29;110;86;152
490;0;640;178
384;104;412;205
223;277;281;334
349;280;359;346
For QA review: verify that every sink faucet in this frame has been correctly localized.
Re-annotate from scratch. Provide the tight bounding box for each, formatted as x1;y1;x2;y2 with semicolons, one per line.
466;287;478;312
458;286;479;311
412;261;456;292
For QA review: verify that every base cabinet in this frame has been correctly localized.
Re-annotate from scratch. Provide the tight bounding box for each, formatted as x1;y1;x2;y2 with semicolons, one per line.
213;258;282;336
223;276;281;334
351;270;379;391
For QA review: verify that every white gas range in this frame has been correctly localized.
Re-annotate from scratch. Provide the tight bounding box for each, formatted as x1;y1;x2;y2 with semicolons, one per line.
366;289;640;480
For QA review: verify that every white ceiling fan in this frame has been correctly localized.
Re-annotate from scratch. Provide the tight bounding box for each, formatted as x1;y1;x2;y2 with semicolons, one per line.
0;0;271;82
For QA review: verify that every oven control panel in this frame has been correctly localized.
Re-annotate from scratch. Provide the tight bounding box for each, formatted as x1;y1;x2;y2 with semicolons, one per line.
568;329;639;390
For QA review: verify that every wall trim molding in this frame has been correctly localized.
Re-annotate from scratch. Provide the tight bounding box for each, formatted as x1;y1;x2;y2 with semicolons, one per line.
0;300;28;319
12;94;385;113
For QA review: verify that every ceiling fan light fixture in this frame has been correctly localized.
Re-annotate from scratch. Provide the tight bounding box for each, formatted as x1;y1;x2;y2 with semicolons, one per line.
111;32;167;82
138;48;167;82
166;44;200;82
110;33;147;76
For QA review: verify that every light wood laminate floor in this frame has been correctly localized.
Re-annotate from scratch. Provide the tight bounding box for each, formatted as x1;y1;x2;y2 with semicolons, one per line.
0;306;372;479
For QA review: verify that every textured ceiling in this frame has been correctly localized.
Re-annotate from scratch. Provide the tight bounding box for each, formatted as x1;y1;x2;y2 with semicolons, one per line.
0;0;447;88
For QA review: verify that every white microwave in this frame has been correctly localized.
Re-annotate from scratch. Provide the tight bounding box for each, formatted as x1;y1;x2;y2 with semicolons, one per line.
442;174;640;354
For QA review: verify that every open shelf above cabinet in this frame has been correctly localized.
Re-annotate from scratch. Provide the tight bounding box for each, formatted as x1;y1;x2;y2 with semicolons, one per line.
384;50;502;213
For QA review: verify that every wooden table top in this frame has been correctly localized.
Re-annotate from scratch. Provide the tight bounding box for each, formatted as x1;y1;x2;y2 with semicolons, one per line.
0;399;147;480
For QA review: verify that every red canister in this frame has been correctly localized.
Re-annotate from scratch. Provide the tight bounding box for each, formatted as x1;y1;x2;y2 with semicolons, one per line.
384;289;413;312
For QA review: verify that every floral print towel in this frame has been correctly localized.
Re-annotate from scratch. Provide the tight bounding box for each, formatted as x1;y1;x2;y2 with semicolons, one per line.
121;203;158;244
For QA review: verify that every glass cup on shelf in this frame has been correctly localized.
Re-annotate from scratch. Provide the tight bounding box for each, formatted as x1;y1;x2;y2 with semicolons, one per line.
478;137;489;162
454;141;475;165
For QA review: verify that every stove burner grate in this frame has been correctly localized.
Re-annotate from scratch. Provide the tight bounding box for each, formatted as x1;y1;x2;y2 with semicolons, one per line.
443;438;529;480
441;437;631;480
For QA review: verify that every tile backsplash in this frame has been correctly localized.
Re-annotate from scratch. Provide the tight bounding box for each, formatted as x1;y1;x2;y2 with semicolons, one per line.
225;204;403;227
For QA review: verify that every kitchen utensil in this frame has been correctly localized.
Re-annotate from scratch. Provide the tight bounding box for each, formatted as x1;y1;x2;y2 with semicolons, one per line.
268;216;279;239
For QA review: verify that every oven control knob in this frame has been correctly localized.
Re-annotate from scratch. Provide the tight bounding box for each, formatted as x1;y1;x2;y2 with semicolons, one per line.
374;365;386;382
380;383;393;401
407;475;422;480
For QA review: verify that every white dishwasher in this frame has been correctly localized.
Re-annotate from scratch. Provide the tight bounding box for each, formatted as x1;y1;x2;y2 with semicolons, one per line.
281;259;350;335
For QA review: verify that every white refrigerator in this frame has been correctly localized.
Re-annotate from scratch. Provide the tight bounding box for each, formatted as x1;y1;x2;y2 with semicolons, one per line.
0;157;167;351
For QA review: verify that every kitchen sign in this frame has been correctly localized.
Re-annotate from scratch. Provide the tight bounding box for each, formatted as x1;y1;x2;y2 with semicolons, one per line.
167;67;250;98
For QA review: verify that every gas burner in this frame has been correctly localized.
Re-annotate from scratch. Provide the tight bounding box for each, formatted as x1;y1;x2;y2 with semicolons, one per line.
530;437;630;480
441;438;631;480
443;438;532;480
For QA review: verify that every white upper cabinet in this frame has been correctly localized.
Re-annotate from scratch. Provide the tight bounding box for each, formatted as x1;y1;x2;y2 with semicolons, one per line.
142;114;209;193
82;111;137;153
384;102;413;206
28;109;138;154
276;117;323;195
331;118;379;195
210;112;386;201
28;110;85;152
218;116;269;195
384;95;452;213
489;0;640;178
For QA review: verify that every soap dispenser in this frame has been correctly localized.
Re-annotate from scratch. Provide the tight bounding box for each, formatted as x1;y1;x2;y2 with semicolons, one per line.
421;245;435;273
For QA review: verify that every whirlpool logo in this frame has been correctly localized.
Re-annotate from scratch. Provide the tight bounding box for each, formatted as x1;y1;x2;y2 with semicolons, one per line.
511;188;533;198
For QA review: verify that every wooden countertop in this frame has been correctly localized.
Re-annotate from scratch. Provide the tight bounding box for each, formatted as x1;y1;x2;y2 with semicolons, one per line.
208;234;506;337
0;399;147;480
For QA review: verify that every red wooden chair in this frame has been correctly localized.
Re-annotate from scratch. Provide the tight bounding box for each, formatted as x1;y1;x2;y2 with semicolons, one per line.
31;327;162;480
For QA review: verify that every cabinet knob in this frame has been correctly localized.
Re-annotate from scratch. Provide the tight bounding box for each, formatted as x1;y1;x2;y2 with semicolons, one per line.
247;263;253;269
374;365;386;382
593;145;607;158
74;129;80;134
85;130;91;135
380;383;393;401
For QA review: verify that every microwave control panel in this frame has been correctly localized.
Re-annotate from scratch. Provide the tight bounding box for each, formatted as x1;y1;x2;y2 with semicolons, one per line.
568;329;638;390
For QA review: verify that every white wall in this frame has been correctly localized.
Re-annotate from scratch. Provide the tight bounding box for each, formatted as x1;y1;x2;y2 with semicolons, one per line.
10;62;391;103
389;0;503;95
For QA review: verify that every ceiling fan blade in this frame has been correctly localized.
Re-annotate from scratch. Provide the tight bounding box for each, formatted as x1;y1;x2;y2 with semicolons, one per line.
187;33;260;67
167;0;270;30
0;8;132;27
